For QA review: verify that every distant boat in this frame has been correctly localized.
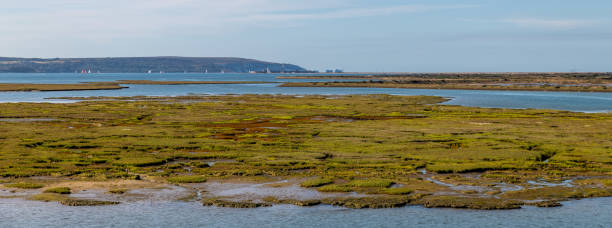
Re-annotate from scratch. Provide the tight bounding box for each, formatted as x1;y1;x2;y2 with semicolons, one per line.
81;69;86;74
266;67;271;74
88;69;92;74
221;70;225;74
147;70;152;74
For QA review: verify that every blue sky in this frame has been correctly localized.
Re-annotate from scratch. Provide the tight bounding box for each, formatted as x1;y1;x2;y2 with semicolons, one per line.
1;0;611;72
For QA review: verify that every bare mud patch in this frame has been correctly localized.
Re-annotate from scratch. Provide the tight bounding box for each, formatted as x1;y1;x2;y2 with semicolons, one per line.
1;178;195;204
198;179;366;202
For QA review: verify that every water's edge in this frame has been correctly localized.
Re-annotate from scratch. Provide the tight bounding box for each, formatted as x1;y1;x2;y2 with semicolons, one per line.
1;197;610;228
0;73;610;112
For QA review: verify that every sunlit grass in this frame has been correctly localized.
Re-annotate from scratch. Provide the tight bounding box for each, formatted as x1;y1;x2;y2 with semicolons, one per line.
167;175;207;184
300;178;333;188
346;179;394;188
318;184;352;192
43;187;71;194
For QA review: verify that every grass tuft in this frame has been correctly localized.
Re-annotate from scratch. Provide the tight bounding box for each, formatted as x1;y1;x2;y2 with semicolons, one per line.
383;188;414;195
167;175;207;184
43;187;71;194
300;178;333;188
318;184;352;192
347;179;394;188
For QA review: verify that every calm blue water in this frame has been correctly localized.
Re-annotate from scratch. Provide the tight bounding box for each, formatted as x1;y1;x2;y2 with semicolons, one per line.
0;73;350;83
0;73;611;112
0;197;610;228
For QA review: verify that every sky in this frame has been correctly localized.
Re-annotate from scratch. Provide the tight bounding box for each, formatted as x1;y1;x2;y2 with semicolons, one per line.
1;0;611;72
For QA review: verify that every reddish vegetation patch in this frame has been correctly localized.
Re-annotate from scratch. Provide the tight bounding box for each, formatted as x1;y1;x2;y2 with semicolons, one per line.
205;119;289;140
204;115;426;140
300;115;426;122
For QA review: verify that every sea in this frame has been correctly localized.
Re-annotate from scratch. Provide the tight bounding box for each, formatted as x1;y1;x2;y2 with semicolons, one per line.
0;197;610;228
0;73;609;112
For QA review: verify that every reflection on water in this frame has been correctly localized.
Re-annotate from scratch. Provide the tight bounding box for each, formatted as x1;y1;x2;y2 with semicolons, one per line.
0;197;610;228
0;73;610;112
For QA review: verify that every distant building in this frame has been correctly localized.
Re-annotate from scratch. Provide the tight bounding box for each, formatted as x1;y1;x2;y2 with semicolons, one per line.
325;69;344;73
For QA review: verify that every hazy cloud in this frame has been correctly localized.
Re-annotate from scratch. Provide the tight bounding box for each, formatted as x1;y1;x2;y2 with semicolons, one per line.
503;18;598;29
0;1;475;38
235;4;476;22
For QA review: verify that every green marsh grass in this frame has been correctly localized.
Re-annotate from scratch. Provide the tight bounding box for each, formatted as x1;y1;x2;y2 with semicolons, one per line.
346;179;394;188
383;188;414;195
300;178;333;188
0;94;609;204
318;184;352;192
167;175;207;183
43;187;71;194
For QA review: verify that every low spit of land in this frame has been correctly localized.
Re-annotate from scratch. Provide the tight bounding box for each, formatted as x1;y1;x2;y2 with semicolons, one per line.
0;82;127;92
279;72;612;92
0;80;272;92
0;95;610;209
115;80;273;85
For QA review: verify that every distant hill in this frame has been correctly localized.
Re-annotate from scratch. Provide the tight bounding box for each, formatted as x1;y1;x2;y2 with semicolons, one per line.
0;57;309;73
